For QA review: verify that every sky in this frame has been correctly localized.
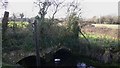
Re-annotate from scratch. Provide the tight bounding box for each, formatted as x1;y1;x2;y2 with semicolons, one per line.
0;0;119;19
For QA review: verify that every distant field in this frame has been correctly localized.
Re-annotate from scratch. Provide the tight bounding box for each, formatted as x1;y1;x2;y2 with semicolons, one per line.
8;21;29;28
82;24;120;39
0;21;29;28
92;24;120;29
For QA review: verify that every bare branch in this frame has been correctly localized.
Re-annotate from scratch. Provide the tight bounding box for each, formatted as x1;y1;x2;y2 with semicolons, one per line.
1;0;8;10
51;0;65;21
66;0;82;18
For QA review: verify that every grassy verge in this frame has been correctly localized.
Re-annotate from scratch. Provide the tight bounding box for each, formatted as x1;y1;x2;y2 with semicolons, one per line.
79;33;119;47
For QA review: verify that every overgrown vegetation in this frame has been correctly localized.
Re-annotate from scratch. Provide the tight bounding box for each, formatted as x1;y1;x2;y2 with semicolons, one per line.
2;17;120;66
1;0;120;67
80;33;119;47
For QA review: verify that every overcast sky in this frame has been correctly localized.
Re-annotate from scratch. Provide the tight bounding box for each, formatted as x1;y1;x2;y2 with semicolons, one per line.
0;0;119;19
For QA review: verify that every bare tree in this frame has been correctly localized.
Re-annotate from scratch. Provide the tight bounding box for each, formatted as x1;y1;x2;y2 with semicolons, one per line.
20;13;24;27
34;0;51;25
50;0;65;22
33;0;52;67
33;0;83;67
66;0;82;18
20;13;24;20
34;0;82;22
12;13;17;32
1;0;8;10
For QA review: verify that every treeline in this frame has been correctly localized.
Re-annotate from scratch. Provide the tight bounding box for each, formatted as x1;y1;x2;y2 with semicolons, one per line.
84;15;119;24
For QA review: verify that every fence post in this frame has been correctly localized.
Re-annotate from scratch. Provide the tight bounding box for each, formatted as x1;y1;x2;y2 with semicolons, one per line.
33;20;41;67
2;11;9;39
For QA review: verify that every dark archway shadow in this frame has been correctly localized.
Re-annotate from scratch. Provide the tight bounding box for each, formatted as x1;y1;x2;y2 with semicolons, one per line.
50;48;77;68
16;55;46;68
16;48;78;68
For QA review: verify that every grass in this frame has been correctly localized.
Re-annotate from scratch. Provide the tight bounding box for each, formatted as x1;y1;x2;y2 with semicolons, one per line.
79;33;119;47
78;33;120;67
0;21;29;29
2;63;17;68
8;21;29;28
